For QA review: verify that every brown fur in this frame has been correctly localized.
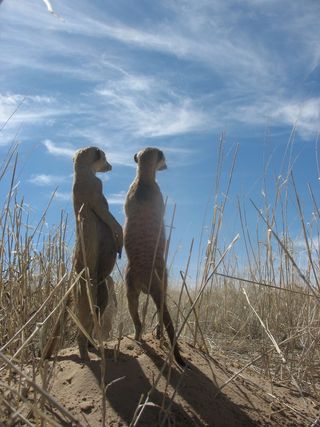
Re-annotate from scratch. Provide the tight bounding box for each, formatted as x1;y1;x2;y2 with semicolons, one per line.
124;147;185;366
100;276;117;340
43;147;122;360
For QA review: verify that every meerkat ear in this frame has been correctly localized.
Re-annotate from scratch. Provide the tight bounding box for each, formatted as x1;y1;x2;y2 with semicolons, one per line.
134;153;138;163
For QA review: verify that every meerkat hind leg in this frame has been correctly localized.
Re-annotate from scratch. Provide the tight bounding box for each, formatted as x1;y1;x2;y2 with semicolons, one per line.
128;290;142;340
155;269;167;340
77;277;96;360
126;273;142;340
96;278;109;322
150;283;185;367
156;311;164;340
86;278;108;347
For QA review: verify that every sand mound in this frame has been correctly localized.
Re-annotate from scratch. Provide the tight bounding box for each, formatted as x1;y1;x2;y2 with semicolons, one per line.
47;335;318;426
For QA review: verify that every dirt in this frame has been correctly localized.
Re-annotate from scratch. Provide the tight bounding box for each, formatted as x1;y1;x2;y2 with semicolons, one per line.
40;334;319;426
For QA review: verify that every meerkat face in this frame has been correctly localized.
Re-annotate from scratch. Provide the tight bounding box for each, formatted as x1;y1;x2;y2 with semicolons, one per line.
156;149;167;171
134;147;167;171
93;149;112;173
73;147;112;172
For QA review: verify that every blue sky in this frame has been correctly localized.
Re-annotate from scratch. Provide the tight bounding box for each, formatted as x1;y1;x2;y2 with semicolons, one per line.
1;0;319;282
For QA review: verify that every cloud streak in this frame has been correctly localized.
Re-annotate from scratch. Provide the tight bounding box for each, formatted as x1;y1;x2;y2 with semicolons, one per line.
42;140;75;158
108;191;126;206
0;94;56;124
95;73;208;138
54;191;71;202
29;173;67;186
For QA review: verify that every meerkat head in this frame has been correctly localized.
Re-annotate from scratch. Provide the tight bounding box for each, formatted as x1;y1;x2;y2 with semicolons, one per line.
73;147;112;173
134;147;167;172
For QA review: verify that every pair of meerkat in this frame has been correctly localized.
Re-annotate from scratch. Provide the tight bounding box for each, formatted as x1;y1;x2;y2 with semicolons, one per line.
45;146;184;367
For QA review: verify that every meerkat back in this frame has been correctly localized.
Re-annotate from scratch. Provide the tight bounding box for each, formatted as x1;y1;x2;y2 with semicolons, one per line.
124;148;167;278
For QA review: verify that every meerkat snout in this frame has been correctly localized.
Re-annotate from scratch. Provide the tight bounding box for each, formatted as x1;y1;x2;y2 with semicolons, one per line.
157;149;167;171
157;158;167;171
94;149;112;173
97;161;112;173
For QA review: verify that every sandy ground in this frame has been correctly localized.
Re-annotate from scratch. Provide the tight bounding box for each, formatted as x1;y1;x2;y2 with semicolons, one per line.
41;334;319;426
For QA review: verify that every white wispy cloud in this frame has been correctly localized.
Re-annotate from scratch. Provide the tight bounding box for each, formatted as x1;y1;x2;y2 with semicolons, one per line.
225;97;320;138
0;93;73;145
0;94;50;124
28;173;67;186
272;98;320;136
107;191;126;205
42;139;75;158
95;73;208;138
54;191;71;202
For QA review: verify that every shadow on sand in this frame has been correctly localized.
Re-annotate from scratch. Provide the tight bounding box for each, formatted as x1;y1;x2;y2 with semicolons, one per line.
141;341;258;426
55;341;258;426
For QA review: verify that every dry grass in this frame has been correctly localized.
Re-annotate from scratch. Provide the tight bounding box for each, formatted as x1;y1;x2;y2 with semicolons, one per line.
0;139;319;425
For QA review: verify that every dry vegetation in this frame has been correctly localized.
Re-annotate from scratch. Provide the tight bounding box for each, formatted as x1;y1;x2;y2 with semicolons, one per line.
0;140;319;426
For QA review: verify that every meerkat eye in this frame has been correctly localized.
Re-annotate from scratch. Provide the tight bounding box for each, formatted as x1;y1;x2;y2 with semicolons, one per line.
94;148;101;161
134;153;138;163
158;150;165;162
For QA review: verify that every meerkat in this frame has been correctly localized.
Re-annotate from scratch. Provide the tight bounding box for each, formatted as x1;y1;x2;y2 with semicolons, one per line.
44;147;122;361
124;147;185;367
73;146;123;360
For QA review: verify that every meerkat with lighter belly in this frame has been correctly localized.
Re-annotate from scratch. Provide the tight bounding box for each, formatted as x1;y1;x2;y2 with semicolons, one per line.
124;147;185;367
73;147;123;360
43;147;122;361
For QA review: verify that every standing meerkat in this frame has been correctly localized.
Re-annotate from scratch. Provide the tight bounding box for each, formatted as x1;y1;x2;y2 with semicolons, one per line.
43;147;122;360
124;147;185;367
73;147;123;360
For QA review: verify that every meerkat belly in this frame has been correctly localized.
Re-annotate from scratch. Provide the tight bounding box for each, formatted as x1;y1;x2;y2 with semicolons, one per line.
125;206;165;277
75;209;115;272
75;214;98;269
97;218;117;278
